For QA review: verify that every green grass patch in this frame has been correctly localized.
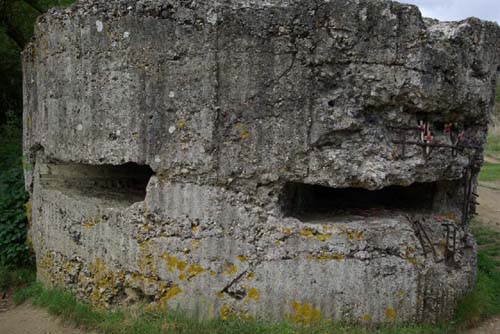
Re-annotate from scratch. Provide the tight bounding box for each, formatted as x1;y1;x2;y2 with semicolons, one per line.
485;135;500;158
479;162;500;182
454;221;500;329
11;282;450;334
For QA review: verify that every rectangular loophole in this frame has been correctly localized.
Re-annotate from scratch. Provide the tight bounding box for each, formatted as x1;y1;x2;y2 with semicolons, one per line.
281;182;437;222
40;163;154;206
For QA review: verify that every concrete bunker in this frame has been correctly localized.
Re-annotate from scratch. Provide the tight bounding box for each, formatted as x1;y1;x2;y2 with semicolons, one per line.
23;0;500;325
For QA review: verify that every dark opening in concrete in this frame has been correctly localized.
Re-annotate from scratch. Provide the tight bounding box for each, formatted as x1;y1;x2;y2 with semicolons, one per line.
281;182;437;221
40;162;154;206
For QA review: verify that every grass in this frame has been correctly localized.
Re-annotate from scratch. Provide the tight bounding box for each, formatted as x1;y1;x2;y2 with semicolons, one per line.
454;221;500;329
10;282;450;334
479;162;500;182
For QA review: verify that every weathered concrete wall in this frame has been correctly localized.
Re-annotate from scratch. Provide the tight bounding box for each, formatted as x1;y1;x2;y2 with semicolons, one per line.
23;0;500;324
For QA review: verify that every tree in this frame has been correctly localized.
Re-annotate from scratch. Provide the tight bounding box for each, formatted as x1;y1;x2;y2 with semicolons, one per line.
0;0;75;124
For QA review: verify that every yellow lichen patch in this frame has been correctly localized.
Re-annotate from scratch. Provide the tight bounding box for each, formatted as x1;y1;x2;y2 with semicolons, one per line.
38;253;55;282
361;314;371;322
236;255;248;262
177;120;186;129
209;270;217;277
219;305;231;320
82;218;101;229
307;253;344;262
191;240;200;250
246;272;255;281
176;260;187;272
339;228;364;241
299;228;332;242
385;307;396;321
403;246;418;265
299;228;314;238
281;227;292;235
222;263;238;275
397;290;404;299
156;284;183;311
163;254;179;272
217;291;224;298
165;285;182;301
178;273;187;280
235;123;250;140
25;201;32;224
186;264;205;277
290;301;321;324
191;225;199;233
239;312;254;321
247;288;260;301
88;258;124;308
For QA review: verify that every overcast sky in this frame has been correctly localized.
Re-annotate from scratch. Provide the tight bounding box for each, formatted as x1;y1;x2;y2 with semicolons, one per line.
396;0;500;24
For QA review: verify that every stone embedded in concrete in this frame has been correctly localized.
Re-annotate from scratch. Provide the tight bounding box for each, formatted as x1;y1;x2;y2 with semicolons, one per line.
23;0;500;324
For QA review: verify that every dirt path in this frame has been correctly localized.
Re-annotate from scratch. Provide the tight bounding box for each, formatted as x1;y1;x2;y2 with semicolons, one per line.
0;302;92;334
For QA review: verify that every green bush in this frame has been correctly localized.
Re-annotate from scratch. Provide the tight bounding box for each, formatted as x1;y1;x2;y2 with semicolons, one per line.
0;121;32;266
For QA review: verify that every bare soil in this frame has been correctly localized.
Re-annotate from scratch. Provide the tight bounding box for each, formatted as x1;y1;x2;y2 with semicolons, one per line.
0;302;92;334
1;184;500;334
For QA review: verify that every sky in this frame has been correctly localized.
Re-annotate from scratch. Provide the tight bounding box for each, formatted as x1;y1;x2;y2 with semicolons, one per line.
396;0;500;24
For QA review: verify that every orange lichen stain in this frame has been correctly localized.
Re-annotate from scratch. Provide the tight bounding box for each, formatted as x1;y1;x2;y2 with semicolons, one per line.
187;264;205;277
222;263;238;275
247;288;260;301
339;228;364;241
361;314;371;322
220;305;231;320
385;307;396;321
290;301;321;324
177;120;186;129
236;255;248;262
246;272;255;281
397;290;404;299
307;253;344;262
